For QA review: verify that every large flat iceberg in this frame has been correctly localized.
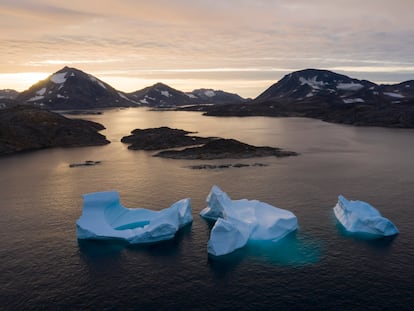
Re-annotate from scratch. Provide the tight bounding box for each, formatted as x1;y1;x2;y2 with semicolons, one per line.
333;195;398;237
201;186;298;256
76;191;192;243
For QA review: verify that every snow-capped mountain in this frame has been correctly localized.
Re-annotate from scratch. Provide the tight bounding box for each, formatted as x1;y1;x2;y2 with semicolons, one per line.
204;69;414;127
376;80;414;102
128;84;247;107
128;83;194;107
255;69;377;103
186;89;247;104
255;69;414;105
17;67;137;109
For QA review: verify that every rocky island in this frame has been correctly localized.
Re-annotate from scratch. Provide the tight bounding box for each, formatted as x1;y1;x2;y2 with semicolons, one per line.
155;138;298;159
0;105;110;156
122;127;297;160
121;126;211;150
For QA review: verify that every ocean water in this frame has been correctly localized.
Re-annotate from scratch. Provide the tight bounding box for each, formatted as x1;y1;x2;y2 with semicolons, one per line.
1;108;413;310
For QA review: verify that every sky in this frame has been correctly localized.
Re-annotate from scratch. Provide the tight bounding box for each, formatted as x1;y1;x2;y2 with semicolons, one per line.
1;0;413;98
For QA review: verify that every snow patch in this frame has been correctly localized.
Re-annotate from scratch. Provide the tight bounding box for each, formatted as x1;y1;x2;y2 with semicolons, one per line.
140;98;149;104
118;92;129;100
186;93;197;99
51;72;67;84
299;76;326;89
88;74;107;89
204;90;216;97
343;98;365;104
336;82;364;91
27;95;44;102
57;94;68;99
384;92;405;98
36;88;47;96
160;90;171;97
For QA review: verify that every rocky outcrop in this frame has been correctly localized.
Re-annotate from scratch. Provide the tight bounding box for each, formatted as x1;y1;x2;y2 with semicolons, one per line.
121;126;211;150
0;106;109;155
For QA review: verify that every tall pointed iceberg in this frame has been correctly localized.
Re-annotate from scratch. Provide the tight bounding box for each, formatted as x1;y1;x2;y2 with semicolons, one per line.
201;186;298;256
333;195;398;237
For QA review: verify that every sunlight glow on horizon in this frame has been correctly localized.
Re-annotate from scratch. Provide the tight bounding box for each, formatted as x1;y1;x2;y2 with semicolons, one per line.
1;1;413;97
0;72;50;92
1;64;413;98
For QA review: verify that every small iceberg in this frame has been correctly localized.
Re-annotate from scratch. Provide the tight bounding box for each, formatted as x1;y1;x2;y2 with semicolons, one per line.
76;191;192;244
200;186;298;256
333;195;398;237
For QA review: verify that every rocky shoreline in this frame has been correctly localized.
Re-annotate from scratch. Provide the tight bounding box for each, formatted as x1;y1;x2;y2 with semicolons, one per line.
187;163;268;170
0;106;109;156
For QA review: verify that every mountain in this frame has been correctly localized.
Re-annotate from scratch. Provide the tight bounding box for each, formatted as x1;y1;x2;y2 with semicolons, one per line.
10;67;246;109
0;105;109;155
0;89;19;99
16;67;137;109
255;68;414;105
128;83;194;107
203;69;414;128
0;98;19;109
186;89;247;104
255;69;377;103
128;83;247;107
0;89;20;109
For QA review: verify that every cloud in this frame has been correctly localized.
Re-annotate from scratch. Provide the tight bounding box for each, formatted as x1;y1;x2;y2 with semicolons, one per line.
0;1;413;96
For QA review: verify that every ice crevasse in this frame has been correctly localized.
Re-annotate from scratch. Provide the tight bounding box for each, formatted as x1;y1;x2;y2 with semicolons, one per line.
333;195;398;237
200;185;298;256
76;191;192;243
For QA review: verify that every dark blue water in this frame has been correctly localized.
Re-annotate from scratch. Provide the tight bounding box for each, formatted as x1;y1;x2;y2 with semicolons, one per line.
1;109;413;310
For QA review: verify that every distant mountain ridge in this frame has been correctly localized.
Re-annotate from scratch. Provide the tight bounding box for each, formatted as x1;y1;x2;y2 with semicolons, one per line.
204;68;414;128
0;89;19;99
128;82;194;107
254;69;414;105
128;83;247;107
5;67;414;127
0;89;20;109
13;67;247;109
187;88;247;104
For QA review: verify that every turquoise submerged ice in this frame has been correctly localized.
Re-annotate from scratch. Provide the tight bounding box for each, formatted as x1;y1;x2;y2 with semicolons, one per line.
333;195;398;237
76;191;192;243
200;186;298;256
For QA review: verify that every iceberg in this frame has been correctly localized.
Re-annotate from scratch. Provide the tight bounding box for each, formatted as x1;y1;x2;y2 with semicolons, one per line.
333;195;398;237
201;186;298;256
76;191;192;244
